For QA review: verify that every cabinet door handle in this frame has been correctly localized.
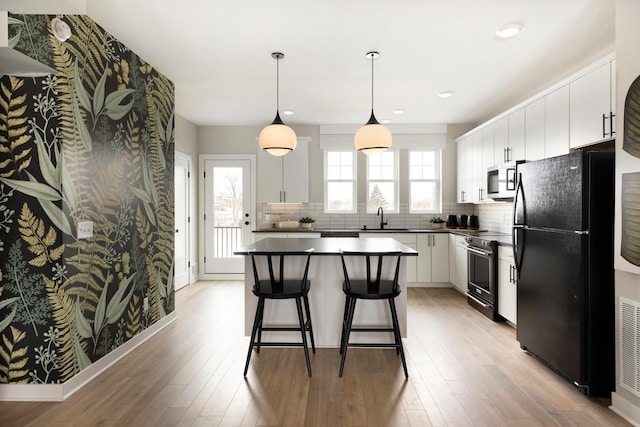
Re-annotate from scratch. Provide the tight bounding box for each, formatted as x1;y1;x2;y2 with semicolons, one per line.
610;112;616;137
603;113;608;138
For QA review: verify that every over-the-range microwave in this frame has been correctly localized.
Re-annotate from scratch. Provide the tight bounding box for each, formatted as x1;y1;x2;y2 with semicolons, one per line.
487;161;524;200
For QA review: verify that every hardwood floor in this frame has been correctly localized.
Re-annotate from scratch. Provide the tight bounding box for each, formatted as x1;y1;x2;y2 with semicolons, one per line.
0;282;630;426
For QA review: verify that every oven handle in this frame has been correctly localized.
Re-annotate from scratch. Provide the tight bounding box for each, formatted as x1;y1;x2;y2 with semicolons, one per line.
467;293;491;308
466;246;492;257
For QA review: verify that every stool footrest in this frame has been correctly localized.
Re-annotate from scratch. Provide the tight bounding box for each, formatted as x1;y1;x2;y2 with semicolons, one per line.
260;326;310;332
346;343;399;348
350;327;395;333
250;342;305;348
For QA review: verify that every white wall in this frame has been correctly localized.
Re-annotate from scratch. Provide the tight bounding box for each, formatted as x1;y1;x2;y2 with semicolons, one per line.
175;114;199;282
612;0;640;423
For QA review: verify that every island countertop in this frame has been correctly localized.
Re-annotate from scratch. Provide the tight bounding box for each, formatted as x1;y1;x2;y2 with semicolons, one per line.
234;237;419;256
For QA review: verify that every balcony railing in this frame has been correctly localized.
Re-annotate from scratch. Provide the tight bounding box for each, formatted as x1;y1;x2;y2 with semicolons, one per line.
213;226;243;259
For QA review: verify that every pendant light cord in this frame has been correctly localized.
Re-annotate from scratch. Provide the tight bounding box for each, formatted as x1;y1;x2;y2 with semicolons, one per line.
370;53;374;112
276;54;280;112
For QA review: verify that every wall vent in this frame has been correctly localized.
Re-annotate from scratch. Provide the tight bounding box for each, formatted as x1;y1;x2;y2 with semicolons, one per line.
620;297;640;397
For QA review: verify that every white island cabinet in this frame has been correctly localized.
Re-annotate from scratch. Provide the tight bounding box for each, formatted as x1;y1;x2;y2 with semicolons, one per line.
257;137;309;203
235;237;417;348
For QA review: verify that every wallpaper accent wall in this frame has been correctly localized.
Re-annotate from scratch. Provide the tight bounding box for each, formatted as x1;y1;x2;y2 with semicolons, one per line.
0;14;175;384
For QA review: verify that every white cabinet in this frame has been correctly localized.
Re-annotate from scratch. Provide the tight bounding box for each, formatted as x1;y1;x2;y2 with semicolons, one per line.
525;97;545;161
545;85;570;158
471;132;484;203
494;116;509;165
360;233;417;283
497;246;517;325
456;136;472;203
508;108;526;161
416;234;449;283
569;61;615;149
452;235;468;294
257;138;309;203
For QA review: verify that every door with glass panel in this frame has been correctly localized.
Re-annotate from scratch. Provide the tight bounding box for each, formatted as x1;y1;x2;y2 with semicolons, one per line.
204;159;251;274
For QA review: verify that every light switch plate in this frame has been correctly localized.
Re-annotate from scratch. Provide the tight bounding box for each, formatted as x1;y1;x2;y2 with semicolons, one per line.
77;221;93;239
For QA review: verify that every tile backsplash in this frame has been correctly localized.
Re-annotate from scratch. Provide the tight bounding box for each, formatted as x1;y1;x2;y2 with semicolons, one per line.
259;201;513;234
258;202;475;230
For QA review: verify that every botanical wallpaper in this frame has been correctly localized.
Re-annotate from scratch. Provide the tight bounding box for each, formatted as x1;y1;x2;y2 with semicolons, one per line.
0;14;175;384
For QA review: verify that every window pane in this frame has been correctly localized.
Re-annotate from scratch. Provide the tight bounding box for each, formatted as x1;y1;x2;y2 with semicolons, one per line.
410;165;422;180
340;152;352;166
328;165;340;179
328;182;353;211
328;152;340;164
410;181;436;211
368;182;395;210
381;165;394;179
340;165;351;179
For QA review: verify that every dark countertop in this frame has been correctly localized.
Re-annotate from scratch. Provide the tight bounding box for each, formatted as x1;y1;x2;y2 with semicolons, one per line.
253;228;513;246
234;237;419;256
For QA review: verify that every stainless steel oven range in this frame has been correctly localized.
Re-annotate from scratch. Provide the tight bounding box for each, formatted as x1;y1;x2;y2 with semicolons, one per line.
465;235;499;321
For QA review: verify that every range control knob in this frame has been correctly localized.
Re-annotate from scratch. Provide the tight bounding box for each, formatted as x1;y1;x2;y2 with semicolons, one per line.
465;237;472;243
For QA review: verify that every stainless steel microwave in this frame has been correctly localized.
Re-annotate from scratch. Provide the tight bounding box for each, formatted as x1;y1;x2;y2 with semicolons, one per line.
487;161;523;200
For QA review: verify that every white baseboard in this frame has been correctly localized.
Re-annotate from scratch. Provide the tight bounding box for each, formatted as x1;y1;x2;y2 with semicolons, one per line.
0;312;177;401
611;392;640;426
199;273;244;280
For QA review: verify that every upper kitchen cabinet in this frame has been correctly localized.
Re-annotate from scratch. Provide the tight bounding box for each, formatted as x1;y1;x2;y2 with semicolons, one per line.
493;110;525;164
257;137;310;203
471;132;484;203
457;135;472;203
545;85;570;158
507;108;525;162
569;60;616;149
525;97;545;161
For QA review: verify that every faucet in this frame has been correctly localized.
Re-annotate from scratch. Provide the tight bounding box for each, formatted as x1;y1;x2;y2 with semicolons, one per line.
377;207;388;229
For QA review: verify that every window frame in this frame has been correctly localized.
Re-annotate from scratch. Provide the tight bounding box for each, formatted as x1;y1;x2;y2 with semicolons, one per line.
323;150;357;214
408;149;442;214
365;149;399;214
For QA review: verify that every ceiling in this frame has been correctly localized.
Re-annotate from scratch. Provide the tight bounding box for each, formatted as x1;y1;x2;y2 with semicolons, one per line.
1;0;615;128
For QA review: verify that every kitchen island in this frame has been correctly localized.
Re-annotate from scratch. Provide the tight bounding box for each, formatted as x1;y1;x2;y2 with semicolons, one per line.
234;237;418;348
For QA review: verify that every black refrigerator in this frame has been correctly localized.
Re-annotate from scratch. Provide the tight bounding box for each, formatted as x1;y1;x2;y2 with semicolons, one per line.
513;151;615;397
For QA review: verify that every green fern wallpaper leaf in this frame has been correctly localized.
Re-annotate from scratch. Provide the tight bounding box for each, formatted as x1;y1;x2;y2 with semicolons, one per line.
0;13;175;384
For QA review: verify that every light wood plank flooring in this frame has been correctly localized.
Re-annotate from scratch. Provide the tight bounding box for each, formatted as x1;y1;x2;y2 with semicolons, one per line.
0;282;630;426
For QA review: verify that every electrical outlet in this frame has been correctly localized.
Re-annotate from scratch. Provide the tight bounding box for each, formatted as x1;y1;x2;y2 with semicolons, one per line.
143;296;149;312
77;221;93;239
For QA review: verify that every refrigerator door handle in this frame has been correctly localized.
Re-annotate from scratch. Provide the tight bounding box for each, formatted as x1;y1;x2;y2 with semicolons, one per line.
512;173;524;275
574;230;589;235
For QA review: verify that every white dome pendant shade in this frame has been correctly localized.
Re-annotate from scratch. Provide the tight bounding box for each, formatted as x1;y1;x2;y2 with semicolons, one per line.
259;52;297;156
355;51;392;155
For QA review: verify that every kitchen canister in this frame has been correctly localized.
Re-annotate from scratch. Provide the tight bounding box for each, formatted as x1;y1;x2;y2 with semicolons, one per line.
459;214;468;228
446;214;458;228
469;215;480;229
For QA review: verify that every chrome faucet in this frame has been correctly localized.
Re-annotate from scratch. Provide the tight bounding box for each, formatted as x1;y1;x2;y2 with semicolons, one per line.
377;207;388;229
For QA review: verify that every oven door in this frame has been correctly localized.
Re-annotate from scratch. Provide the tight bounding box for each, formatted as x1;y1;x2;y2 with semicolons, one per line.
467;245;494;303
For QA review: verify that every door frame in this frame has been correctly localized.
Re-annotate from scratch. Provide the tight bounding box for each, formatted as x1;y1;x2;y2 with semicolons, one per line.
175;151;193;290
199;154;256;280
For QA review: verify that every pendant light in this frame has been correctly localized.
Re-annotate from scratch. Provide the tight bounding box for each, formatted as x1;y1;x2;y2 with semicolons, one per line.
259;52;297;156
354;51;392;155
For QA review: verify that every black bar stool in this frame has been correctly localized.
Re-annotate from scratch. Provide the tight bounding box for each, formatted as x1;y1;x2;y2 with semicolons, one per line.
244;250;315;377
338;251;408;379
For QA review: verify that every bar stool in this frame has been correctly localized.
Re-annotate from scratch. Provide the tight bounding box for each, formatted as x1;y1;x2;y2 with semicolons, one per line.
244;250;315;377
338;251;408;378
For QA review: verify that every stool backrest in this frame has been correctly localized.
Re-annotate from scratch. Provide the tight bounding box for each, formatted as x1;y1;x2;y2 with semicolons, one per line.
249;250;313;292
339;251;403;292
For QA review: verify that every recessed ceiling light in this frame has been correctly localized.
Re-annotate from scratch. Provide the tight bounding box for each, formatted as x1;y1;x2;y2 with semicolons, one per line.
496;23;522;38
438;91;454;99
381;119;391;124
393;109;405;115
282;110;294;115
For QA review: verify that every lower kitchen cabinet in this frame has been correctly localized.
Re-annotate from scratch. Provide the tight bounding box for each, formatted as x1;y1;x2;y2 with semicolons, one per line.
452;235;468;294
416;234;449;283
497;246;517;324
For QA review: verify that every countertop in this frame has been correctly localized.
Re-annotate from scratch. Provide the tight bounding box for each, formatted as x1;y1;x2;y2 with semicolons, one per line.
234;237;419;256
253;228;513;246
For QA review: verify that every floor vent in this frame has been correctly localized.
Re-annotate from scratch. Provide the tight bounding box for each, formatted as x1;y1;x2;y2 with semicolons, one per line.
620;297;640;398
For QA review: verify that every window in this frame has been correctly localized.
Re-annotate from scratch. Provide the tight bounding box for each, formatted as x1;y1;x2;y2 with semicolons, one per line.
409;150;441;213
324;151;356;213
366;150;398;213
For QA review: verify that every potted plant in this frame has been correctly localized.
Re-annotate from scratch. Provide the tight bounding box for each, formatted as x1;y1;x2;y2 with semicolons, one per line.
299;217;315;229
429;216;445;229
